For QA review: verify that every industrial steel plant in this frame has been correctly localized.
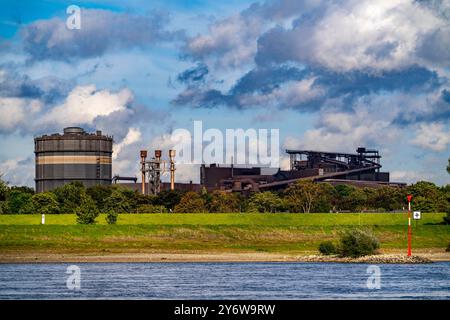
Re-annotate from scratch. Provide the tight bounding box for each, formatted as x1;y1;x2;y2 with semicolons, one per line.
34;127;405;194
34;127;113;193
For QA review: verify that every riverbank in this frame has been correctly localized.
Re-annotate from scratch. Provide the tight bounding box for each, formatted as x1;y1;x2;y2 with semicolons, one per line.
1;249;448;263
1;213;448;263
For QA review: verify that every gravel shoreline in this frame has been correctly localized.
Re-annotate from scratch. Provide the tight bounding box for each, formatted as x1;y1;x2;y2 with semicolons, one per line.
299;254;433;264
0;251;445;263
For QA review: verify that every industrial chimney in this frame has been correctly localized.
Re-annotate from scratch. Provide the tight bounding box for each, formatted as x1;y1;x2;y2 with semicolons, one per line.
140;150;147;195
169;150;176;191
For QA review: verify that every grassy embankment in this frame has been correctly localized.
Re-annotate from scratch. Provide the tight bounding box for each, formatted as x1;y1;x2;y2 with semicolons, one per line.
0;213;448;258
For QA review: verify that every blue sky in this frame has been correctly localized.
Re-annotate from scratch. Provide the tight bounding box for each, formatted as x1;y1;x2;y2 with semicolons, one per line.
0;0;449;186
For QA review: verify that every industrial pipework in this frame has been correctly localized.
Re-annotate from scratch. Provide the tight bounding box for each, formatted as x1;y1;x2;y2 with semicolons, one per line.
139;149;175;194
169;150;176;191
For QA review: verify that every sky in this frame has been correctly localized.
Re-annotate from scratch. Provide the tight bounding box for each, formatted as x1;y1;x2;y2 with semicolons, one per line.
0;0;449;187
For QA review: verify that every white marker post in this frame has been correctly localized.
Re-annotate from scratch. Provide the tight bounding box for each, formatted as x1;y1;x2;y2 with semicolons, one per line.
41;214;45;225
406;195;412;256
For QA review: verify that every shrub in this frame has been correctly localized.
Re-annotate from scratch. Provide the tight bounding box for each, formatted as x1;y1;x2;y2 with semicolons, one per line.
104;189;136;213
446;243;450;252
5;190;33;214
18;201;35;215
319;241;337;255
105;210;118;225
52;182;85;214
137;204;167;213
338;229;380;258
87;185;113;212
248;192;285;213
174;192;206;213
75;196;99;224
32;192;59;215
443;207;450;225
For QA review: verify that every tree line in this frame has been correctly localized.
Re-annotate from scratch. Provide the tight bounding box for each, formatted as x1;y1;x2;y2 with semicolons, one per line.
0;177;449;219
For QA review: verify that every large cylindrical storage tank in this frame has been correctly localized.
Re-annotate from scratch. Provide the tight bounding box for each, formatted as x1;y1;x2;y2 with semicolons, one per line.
35;127;113;193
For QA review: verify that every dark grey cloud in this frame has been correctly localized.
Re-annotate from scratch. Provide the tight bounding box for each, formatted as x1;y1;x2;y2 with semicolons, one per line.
230;65;309;95
416;28;450;68
176;63;208;85
173;65;310;109
364;41;399;61
174;0;450;136
314;65;441;99
0;66;74;103
173;64;442;112
21;9;185;62
172;88;231;109
243;0;325;21
393;88;450;125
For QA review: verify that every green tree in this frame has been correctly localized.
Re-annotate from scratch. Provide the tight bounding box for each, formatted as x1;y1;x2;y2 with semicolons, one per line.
348;188;368;212
0;174;8;201
5;190;33;214
52;182;86;214
373;186;405;211
174;192;206;213
10;186;34;195
447;157;450;174
75;195;99;224
18;201;36;215
284;180;322;213
248;191;285;213
86;185;113;212
104;189;135;213
32;192;60;215
333;184;362;211
443;162;450;224
154;190;184;211
207;191;242;213
407;181;446;212
312;183;335;213
443;207;450;225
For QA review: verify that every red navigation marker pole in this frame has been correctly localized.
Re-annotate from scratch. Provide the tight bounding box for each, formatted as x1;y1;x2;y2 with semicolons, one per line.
407;194;412;256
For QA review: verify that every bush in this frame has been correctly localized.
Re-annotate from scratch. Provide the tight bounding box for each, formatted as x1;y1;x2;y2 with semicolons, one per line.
446;243;450;252
18;201;35;215
75;196;99;224
174;192;206;213
32;192;59;215
248;191;285;213
52;182;85;214
5;190;33;214
105;210;118;225
443;207;450;225
338;229;380;258
104;189;136;213
319;241;337;255
137;204;167;213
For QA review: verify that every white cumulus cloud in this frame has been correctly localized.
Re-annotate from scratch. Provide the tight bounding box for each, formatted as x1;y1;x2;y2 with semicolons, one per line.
411;123;450;152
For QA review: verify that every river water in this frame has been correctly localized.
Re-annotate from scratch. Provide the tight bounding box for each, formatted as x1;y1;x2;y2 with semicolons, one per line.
0;262;448;299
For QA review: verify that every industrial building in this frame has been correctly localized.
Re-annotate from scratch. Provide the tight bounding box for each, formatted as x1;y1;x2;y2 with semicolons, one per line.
200;148;405;193
34;128;403;194
35;127;113;192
